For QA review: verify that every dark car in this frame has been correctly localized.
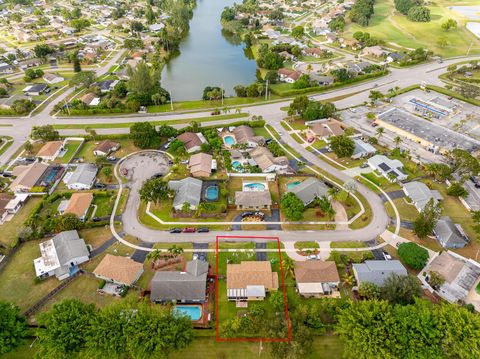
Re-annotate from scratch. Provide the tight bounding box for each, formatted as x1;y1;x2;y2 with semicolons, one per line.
24;157;36;162
92;217;101;222
241;212;254;218
1;172;12;178
152;173;163;179
182;227;196;233
169;228;182;234
197;227;210;233
94;183;107;189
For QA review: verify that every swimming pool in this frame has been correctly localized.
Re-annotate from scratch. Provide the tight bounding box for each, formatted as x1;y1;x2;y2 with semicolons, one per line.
205;185;219;201
223;135;236;146
287;181;302;190
243;182;266;191
173;305;202;321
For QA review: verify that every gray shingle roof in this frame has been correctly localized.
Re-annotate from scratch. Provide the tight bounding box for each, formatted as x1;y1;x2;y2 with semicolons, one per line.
353;260;408;286
403;181;442;211
150;260;208;302
168;177;202;208
434;216;469;249
52;230;89;264
287;177;329;205
66;163;97;187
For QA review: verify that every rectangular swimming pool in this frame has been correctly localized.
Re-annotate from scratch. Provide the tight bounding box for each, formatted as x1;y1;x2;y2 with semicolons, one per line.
173;305;202;321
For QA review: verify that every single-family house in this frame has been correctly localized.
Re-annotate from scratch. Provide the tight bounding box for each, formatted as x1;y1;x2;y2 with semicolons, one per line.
302;48;325;58
34;230;90;280
23;83;48;96
310;74;335;86
232;125;264;148
434;216;469;249
18;58;42;69
36;140;64;161
43;73;64;84
148;23;165;32
234;191;272;210
423;251;480;306
362;46;386;58
96;79;119;93
287;177;329;206
0;193;14;224
386;52;405;63
294;261;340;297
308;118;346;140
9;162;49;192
402;181;443;212
278;51;296;61
188;152;214;178
367;155;408;182
58;192;93;221
0;62;14;74
80;93;100;106
93;254;144;286
150;260;208;303
227;261;278;301
277;68;301;83
64;164;98;190
325;33;337;43
352;138;376;159
168;177;203;210
249;146;289;173
177;132;207;153
93;140;120;157
352;260;408;286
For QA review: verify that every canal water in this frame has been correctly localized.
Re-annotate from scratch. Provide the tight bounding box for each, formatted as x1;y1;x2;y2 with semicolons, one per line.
160;0;257;101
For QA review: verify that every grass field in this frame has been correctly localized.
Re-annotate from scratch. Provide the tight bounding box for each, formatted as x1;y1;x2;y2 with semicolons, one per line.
344;0;480;57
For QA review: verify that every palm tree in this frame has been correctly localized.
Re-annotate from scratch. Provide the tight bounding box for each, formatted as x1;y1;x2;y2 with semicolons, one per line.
343;273;355;286
147;249;163;267
282;256;296;279
394;136;402;148
376;127;384;139
306;63;313;74
168;245;184;258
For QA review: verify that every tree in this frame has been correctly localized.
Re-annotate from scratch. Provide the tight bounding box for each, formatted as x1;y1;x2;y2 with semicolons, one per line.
139;178;171;204
168;245;184;257
317;196;335;217
428;271;445;289
368;90;383;103
123;38;144;51
394;135;402;148
456;83;480;99
397;242;429;269
102;166;112;178
58;213;83;231
450;148;480;178
380;273;422;305
24;141;33;154
69;71;96;88
72;53;81;73
70;18;90;31
31;125;59;141
157;125;178;138
281;193;305;221
127;62;168;105
447;182;468;197
291;26;304;39
436;37;448;48
147;249;163;263
424;162;452;181
343;180;357;198
349;0;375;26
129;122;159;149
37;299;97;359
358;282;380;299
0;301;28;355
33;43;53;58
282;256;295;278
375;126;384;139
413;198;442;238
330;134;355;157
407;6;431;22
394;0;418;15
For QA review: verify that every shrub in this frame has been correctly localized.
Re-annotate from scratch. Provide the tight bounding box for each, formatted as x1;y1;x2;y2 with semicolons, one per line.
98;280;106;289
397;242;429;270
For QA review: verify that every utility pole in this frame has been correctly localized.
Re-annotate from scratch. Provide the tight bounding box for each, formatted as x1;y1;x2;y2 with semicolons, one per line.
221;83;224;106
169;91;173;111
265;79;269;101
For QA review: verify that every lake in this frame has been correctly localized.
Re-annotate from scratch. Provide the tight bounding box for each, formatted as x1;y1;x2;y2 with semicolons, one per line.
160;0;258;101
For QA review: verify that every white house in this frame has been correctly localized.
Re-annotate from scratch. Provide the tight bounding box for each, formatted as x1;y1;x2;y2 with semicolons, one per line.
64;163;98;190
367;155;408;182
34;230;90;280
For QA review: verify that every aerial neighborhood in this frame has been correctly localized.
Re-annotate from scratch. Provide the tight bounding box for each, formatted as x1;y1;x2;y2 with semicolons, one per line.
0;0;480;358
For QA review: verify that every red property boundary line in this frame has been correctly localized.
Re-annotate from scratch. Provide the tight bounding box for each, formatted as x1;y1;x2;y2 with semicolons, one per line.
215;235;292;342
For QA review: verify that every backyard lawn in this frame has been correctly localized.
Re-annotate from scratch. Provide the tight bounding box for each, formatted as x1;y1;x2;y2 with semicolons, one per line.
76;139;140;163
0;240;59;312
0;196;42;248
385;198;418;222
56;140;83;164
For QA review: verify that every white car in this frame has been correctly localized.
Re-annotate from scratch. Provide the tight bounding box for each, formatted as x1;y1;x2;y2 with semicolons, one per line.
383;251;392;260
307;254;318;260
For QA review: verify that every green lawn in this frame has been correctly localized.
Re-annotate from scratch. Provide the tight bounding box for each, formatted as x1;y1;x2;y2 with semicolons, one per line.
53;113;249;129
330;241;367;249
0;241;59;312
76;139;140;163
92;192;116;218
385;198;418;222
294;241;320;250
344;0;480;58
57;140;83;164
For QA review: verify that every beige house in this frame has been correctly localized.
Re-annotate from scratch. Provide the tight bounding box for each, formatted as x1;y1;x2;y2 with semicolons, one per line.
93;254;144;286
188;153;214;177
59;192;93;221
36;141;64;161
249;146;289;173
177;132;207;153
308;118;346;140
235;191;272;210
227;261;279;301
9;162;49;192
93;140;120;157
294;261;340;298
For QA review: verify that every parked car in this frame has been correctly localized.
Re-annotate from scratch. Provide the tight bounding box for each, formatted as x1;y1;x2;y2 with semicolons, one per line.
197;227;210;233
254;211;265;219
182;227;196;233
241;212;254;218
152;173;163;179
169;228;182;234
307;254;318;260
360;163;369;169
92;217;101;222
383;251;392;260
24;157;35;162
94;183;107;189
107;156;117;162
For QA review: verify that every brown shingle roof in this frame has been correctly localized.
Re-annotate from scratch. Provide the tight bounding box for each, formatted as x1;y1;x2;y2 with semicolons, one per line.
188;152;212;177
94;140;119;154
37;141;63;158
309;118;346;137
177;132;203;151
294;261;340;283
227;261;278;290
0;193;14;216
64;192;93;218
93;254;144;286
10;162;49;191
